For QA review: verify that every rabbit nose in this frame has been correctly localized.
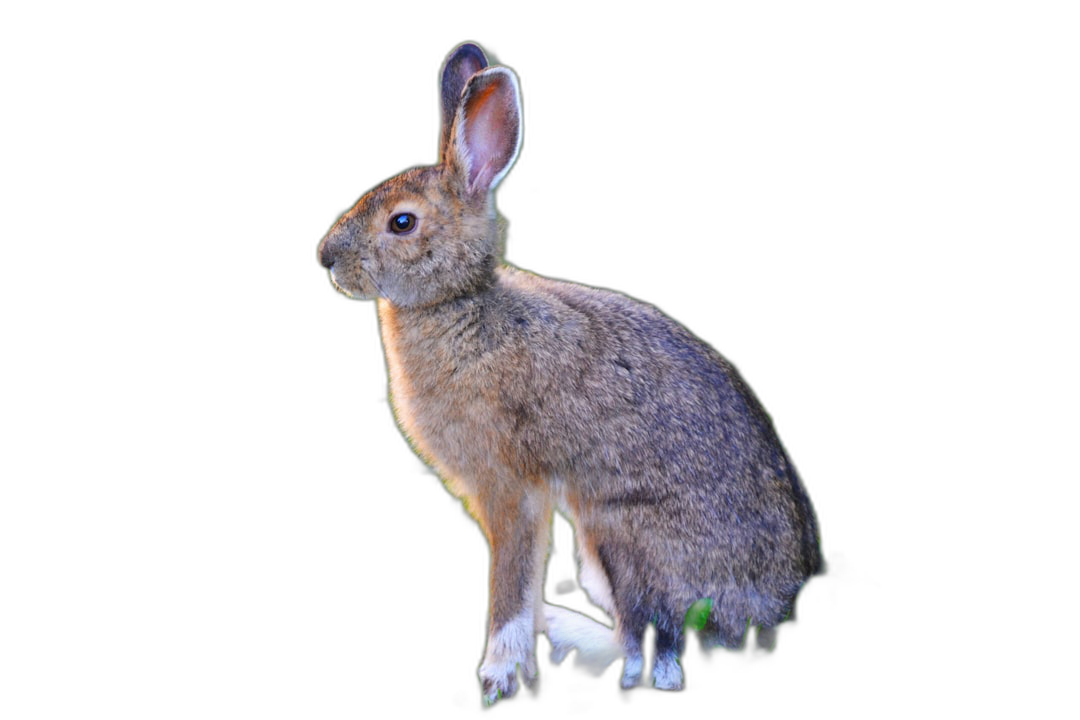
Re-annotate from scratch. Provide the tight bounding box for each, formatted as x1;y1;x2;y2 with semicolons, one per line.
317;240;334;268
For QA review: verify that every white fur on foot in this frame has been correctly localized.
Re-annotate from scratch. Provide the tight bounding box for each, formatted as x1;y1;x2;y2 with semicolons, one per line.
648;651;682;690
542;604;623;673
622;656;643;690
652;653;683;691
479;608;537;705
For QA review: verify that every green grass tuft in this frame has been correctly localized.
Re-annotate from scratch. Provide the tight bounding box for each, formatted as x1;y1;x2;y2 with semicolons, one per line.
683;597;713;631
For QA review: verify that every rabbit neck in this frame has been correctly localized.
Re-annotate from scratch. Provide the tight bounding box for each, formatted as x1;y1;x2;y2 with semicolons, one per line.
375;283;513;483
377;283;503;368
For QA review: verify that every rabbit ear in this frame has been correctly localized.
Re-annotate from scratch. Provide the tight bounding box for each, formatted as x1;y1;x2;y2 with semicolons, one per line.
439;43;488;159
450;66;522;196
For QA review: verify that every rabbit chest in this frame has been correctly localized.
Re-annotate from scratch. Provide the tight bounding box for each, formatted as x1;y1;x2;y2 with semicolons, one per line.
376;296;540;492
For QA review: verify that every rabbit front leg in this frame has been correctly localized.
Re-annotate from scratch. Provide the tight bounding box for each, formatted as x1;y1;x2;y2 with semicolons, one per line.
474;484;552;706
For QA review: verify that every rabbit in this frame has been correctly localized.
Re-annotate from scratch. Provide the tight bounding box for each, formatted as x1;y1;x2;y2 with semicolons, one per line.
316;42;822;705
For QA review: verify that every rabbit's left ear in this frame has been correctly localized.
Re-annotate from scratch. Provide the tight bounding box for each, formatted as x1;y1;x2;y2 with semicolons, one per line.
439;43;488;159
450;67;522;196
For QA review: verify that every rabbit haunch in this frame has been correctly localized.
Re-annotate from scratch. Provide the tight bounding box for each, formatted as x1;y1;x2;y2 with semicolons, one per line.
316;42;821;703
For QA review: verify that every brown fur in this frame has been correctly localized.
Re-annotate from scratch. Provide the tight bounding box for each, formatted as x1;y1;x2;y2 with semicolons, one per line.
317;43;821;703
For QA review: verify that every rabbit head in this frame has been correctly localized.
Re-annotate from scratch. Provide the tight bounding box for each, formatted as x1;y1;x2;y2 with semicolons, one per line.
317;43;522;308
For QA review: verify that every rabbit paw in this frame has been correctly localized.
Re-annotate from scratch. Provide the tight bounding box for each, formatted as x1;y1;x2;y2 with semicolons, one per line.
479;654;537;706
479;613;538;706
617;651;682;690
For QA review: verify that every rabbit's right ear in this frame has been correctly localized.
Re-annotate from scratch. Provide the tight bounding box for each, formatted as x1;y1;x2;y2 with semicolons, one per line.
439;43;488;159
448;67;523;197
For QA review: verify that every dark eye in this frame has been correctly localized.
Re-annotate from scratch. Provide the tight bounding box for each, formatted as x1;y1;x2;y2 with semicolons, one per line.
389;212;417;234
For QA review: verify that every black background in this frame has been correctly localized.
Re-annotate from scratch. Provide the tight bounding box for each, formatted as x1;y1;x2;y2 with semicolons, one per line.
79;16;950;716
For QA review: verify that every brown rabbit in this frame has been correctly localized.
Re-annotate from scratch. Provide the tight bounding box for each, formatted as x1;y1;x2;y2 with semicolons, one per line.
317;42;822;705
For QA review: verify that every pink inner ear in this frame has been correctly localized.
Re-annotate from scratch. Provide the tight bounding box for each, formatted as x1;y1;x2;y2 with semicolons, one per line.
461;74;519;193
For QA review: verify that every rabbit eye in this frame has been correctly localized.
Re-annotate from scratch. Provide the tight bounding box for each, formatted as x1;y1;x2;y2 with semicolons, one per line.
389;213;417;235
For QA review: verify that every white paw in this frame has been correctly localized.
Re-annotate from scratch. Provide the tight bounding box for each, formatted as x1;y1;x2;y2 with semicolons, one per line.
479;655;536;705
652;652;683;691
479;611;537;705
622;656;643;690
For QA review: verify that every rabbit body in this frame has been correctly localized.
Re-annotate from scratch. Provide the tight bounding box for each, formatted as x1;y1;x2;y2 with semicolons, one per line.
318;43;821;703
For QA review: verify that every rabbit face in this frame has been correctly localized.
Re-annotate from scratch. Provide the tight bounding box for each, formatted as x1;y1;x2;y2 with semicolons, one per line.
319;55;522;309
318;165;498;308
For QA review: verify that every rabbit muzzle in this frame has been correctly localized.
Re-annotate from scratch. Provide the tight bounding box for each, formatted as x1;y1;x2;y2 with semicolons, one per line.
315;239;336;269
